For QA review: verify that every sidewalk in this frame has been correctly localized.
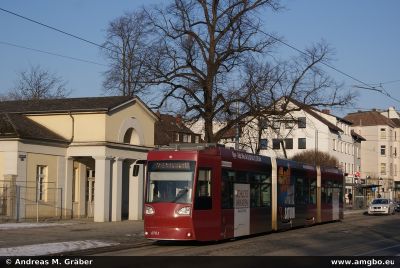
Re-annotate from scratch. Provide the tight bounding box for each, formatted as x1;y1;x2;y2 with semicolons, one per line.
344;206;367;215
0;219;147;256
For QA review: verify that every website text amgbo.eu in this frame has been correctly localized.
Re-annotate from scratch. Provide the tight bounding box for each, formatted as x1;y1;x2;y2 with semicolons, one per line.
331;258;396;267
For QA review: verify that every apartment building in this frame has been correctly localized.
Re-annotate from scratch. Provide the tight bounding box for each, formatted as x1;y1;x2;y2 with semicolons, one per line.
345;108;400;201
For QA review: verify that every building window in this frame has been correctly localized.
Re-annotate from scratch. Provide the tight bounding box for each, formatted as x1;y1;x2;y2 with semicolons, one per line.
175;133;180;142
123;128;140;145
395;164;397;176
380;128;386;139
271;120;280;130
182;133;191;143
395;147;397;157
298;138;306;149
37;165;47;201
284;121;295;129
72;167;79;203
380;163;386;175
272;139;281;150
284;138;293;149
298;117;306;128
259;119;268;129
260;139;268;149
194;135;200;143
390;163;393;176
381;145;386;156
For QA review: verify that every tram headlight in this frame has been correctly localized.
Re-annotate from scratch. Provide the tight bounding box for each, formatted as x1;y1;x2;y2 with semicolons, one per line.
145;205;155;215
176;206;191;216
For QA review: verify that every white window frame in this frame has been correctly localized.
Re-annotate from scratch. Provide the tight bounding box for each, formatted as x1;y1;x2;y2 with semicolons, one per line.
37;165;47;202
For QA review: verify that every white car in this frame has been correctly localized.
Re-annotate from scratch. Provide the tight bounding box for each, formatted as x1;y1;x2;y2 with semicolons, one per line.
368;198;396;215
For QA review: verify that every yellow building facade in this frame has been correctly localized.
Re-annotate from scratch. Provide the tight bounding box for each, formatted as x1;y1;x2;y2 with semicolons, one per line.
0;96;157;222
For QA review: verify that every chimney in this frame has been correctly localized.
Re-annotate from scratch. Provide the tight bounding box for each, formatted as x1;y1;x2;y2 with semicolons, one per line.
176;114;182;125
322;109;330;115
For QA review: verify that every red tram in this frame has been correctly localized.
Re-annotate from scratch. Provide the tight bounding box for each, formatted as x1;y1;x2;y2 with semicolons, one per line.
144;144;343;241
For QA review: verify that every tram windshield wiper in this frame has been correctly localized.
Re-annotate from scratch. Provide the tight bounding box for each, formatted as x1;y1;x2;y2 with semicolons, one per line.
172;188;189;203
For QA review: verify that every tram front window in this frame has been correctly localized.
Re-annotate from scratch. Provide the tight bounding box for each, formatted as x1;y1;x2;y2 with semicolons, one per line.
147;161;195;204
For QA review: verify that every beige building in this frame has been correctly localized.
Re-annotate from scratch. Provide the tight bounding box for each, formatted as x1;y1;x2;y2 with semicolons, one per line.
0;96;157;222
345;109;400;201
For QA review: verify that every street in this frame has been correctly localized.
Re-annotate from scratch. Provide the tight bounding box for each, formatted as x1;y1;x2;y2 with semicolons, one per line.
96;213;400;256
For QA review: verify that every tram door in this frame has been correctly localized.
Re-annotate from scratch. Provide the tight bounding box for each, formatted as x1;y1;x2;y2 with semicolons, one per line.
192;157;219;241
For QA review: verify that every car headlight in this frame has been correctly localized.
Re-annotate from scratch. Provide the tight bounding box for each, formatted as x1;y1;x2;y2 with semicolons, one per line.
383;206;388;209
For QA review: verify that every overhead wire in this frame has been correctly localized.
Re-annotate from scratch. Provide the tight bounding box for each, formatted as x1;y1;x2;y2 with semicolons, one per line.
1;6;399;103
254;25;400;103
0;7;116;54
0;41;107;67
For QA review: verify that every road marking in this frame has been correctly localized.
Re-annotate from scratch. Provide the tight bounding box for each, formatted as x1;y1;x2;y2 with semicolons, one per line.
356;244;400;256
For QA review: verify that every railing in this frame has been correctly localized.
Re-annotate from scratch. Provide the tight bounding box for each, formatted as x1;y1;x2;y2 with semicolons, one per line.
0;180;63;222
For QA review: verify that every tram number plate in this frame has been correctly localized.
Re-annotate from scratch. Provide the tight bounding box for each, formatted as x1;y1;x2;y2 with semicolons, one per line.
150;231;160;236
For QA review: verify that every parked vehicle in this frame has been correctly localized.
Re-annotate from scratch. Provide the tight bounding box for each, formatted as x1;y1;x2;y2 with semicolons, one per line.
395;202;400;212
367;198;396;215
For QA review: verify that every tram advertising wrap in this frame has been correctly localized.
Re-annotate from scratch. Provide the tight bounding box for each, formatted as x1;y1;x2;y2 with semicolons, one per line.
144;144;344;241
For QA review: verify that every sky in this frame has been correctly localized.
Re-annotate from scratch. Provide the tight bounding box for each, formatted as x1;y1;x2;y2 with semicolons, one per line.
0;0;399;116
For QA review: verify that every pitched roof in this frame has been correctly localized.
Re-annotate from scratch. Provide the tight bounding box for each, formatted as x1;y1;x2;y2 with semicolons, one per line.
0;96;134;114
344;111;397;128
350;130;366;141
288;98;343;133
390;118;400;127
0;113;68;143
154;113;200;145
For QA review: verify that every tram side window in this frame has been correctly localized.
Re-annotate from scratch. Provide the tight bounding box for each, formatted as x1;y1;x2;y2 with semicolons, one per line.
309;180;317;205
321;184;333;204
250;183;261;208
221;169;235;209
251;173;271;208
295;177;306;205
236;171;248;183
194;168;212;210
260;183;271;207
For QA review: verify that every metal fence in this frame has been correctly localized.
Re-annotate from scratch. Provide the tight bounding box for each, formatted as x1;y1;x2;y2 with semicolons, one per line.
0;180;63;222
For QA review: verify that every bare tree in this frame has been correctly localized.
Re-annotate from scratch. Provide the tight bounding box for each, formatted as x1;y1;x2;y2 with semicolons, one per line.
233;39;357;153
143;0;355;142
101;10;153;96
5;65;70;100
291;150;339;168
